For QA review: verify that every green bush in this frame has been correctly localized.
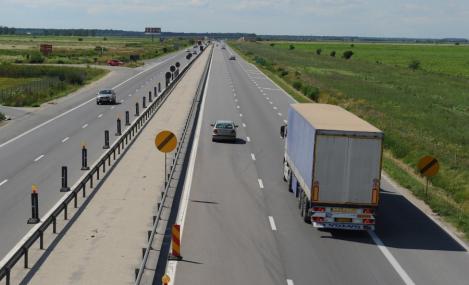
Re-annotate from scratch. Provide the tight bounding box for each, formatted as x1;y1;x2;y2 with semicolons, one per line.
292;80;302;90
408;59;421;70
302;84;320;101
289;44;295;50
254;56;268;66
330;51;336;57
270;43;275;47
316;48;322;55
29;52;45;63
342;50;354;60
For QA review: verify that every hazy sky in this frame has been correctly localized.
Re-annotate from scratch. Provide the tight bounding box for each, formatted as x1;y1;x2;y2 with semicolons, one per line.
1;0;468;38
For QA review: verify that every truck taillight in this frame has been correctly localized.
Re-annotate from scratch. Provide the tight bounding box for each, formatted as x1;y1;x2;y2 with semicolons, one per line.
312;217;324;222
363;219;375;225
312;181;319;201
371;179;380;204
312;207;325;212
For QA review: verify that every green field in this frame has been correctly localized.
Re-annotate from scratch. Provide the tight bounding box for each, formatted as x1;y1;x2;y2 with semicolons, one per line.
0;35;191;66
272;42;469;78
230;41;469;238
0;64;107;107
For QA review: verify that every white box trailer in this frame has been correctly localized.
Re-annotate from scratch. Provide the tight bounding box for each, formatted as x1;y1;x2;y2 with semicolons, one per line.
281;104;383;230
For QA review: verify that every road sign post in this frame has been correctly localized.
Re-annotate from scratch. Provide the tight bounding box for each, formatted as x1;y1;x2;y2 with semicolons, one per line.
27;185;40;224
171;224;182;260
417;155;439;199
60;166;71;192
155;130;177;187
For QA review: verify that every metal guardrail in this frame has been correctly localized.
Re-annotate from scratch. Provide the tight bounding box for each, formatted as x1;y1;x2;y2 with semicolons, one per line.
0;47;207;285
134;46;213;284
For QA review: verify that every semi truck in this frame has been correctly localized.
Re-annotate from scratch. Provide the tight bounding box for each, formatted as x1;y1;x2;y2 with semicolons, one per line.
280;104;384;230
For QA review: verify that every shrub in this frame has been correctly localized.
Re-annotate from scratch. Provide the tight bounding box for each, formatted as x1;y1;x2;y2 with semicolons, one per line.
29;52;45;63
162;47;168;53
289;44;295;50
255;56;268;66
342;50;354;60
408;59;421;70
270;43;275;47
78;38;83;41
316;48;322;55
302;85;320;102
351;44;355;48
292;80;302;90
330;51;336;57
280;70;288;77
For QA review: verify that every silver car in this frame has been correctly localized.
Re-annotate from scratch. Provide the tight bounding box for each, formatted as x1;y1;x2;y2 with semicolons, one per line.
96;89;116;105
211;120;238;142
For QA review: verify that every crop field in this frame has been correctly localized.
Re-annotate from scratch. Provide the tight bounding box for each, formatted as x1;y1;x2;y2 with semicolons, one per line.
0;35;191;66
230;41;469;237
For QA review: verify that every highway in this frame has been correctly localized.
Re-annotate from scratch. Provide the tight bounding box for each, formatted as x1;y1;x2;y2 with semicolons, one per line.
0;47;198;258
169;45;469;285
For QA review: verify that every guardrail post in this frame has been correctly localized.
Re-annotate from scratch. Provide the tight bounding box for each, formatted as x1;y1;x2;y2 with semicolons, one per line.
60;166;71;192
81;144;90;170
149;91;152;102
143;96;146;109
135;102;140;116
27;185;40;224
116;117;122;136
158;82;161;93
103;130;110;149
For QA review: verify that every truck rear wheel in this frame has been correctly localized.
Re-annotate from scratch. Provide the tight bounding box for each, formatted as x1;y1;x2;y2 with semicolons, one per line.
303;200;311;224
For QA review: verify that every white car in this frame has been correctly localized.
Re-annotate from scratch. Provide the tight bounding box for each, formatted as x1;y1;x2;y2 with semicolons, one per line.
211;120;238;142
96;89;116;105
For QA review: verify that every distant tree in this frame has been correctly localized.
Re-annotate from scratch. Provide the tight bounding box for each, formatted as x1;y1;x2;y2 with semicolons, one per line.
342;50;354;60
270;43;275;47
289;44;295;50
408;59;421;70
78;38;83;41
455;42;460;46
316;48;322;55
350;44;355;48
162;47;168;53
292;80;302;91
330;51;336;57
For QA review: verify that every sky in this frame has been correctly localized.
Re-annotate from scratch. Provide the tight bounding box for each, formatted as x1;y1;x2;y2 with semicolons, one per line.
1;0;469;38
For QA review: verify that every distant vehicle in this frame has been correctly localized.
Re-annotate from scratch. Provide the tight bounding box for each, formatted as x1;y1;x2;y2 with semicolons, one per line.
192;51;197;55
221;45;226;49
211;120;238;142
96;89;117;105
186;49;191;52
107;59;124;66
280;104;383;230
229;55;236;60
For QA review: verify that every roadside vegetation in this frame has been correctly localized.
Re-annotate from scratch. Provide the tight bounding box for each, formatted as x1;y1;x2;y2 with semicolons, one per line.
0;35;192;67
0;64;107;107
230;40;469;239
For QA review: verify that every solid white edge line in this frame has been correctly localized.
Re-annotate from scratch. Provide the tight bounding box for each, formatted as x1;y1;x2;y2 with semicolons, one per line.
34;154;44;162
269;216;277;231
0;179;7;187
368;230;416;285
258;178;264;189
286;279;294;285
0;52;181;149
166;46;213;285
62;137;69;143
251;153;256;161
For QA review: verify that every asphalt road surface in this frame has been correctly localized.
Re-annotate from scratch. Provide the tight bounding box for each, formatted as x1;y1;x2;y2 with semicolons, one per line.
171;45;469;285
0;47;200;258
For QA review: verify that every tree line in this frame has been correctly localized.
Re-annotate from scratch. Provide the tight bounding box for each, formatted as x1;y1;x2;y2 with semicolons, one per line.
0;26;16;35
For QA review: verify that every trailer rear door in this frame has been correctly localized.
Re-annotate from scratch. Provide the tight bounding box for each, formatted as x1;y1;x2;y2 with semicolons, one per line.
313;135;382;204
